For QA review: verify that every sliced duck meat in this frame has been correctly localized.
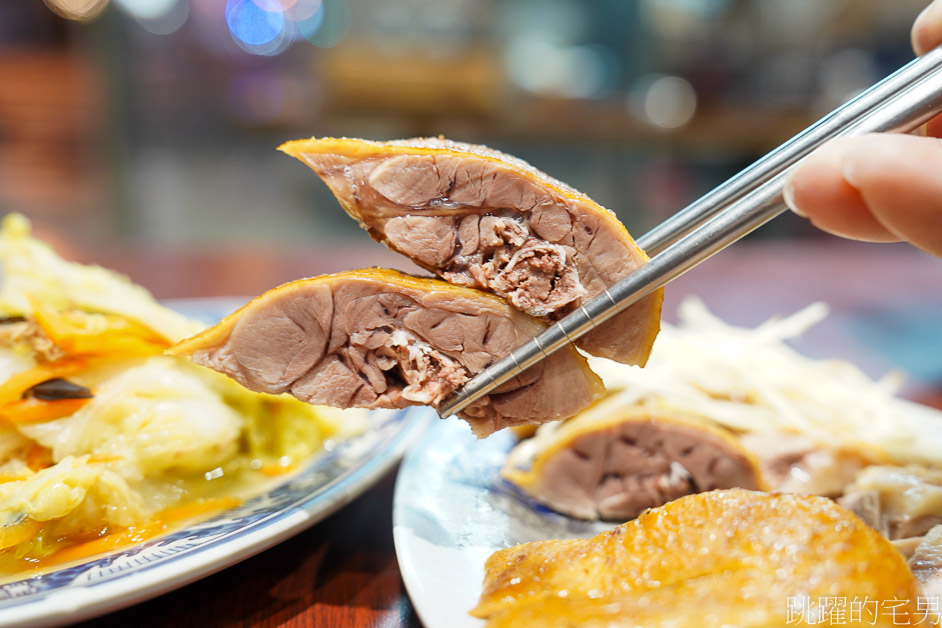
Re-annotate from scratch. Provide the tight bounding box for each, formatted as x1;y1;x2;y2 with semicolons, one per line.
169;269;604;437
502;399;762;520
837;489;889;537
738;432;872;497
279;137;662;366
839;465;942;540
472;489;923;627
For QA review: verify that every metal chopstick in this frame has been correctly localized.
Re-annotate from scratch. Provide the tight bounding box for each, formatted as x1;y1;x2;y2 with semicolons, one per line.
437;47;942;420
636;44;942;256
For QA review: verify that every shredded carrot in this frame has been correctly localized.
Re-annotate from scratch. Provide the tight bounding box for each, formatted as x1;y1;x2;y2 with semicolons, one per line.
31;305;169;357
38;497;242;567
0;518;42;551
0;397;90;424
57;334;167;358
38;524;165;567
0;308;170;422
25;445;53;472
259;463;299;476
86;453;124;464
157;497;242;523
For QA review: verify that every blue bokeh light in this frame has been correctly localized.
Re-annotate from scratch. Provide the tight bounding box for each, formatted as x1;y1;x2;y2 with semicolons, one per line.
226;0;285;47
295;3;325;40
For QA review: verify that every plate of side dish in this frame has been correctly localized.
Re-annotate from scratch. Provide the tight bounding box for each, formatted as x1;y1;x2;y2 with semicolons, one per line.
0;296;432;627
0;216;429;625
4;407;430;628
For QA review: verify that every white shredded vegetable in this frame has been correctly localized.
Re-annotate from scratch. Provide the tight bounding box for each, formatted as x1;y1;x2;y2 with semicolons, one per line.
587;297;931;465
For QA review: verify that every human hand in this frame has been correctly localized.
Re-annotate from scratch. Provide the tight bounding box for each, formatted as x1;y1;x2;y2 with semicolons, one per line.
783;0;942;257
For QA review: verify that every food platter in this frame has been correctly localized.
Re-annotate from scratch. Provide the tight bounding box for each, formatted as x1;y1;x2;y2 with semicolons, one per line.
0;298;432;627
392;399;942;628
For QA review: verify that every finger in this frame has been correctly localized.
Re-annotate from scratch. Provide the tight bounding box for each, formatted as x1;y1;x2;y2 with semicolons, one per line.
784;137;901;243
913;0;942;55
842;134;942;257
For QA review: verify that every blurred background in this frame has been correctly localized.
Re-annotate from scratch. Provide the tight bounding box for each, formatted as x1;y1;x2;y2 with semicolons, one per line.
1;0;928;246
3;0;942;393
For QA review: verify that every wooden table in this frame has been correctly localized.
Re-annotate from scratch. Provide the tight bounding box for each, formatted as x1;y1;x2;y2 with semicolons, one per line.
63;237;942;627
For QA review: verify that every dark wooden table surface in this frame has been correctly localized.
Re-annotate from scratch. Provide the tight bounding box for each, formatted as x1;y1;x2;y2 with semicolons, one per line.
59;237;942;627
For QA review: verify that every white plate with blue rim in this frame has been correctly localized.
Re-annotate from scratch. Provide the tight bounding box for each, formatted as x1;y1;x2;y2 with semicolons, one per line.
0;298;432;627
392;399;942;628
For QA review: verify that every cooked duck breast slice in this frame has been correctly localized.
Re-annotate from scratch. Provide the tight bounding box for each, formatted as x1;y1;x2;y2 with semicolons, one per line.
472;489;923;627
279;137;662;366
503;399;763;520
169;269;604;437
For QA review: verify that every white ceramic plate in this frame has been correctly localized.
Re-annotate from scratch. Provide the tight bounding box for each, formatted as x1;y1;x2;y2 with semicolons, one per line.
393;400;942;628
0;298;432;627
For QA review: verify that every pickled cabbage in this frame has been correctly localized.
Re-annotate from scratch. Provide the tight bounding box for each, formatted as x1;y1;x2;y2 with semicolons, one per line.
0;214;366;572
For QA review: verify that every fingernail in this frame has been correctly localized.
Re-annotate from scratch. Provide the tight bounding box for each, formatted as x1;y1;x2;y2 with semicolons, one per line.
782;174;807;217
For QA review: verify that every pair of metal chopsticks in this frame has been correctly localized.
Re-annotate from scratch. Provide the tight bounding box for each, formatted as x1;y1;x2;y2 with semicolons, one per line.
437;45;942;419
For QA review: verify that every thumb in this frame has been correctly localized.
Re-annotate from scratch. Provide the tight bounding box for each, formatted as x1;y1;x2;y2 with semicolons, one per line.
784;134;942;258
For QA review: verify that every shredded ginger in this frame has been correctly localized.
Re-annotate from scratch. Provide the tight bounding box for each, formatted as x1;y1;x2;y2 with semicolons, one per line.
587;297;936;466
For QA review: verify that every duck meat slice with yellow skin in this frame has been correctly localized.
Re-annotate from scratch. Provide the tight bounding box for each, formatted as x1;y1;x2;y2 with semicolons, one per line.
471;489;924;627
169;269;604;437
279;137;663;366
503;398;764;521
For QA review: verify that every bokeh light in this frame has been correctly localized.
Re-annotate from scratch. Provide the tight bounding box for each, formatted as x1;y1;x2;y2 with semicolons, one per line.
286;0;322;22
114;0;175;21
295;2;326;41
496;0;589;44
251;0;295;12
115;0;190;35
218;0;339;55
505;34;616;99
43;0;109;22
628;74;698;129
226;0;292;55
227;0;284;45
